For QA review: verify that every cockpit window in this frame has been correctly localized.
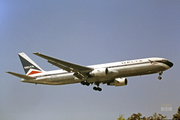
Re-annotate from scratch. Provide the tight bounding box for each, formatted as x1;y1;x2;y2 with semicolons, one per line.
162;59;168;62
154;59;168;63
154;60;162;62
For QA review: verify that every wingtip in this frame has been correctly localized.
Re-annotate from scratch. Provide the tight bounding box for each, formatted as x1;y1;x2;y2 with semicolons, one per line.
33;52;40;55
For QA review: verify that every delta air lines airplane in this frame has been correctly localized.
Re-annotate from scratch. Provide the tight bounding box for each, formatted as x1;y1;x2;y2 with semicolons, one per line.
7;52;173;91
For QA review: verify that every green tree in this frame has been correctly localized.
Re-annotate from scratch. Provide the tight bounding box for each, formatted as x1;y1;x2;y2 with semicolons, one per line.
117;114;125;120
127;113;142;120
120;112;166;120
146;113;166;120
173;106;180;120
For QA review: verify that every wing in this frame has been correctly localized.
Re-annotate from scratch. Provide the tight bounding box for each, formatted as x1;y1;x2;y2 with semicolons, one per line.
33;52;94;79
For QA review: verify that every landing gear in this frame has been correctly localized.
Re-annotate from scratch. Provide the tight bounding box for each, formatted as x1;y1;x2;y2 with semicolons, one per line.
93;82;102;92
81;81;102;91
81;81;90;86
158;71;163;80
158;76;162;80
93;87;102;91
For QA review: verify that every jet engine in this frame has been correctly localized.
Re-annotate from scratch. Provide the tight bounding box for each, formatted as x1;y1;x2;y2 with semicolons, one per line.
107;78;128;86
89;68;108;77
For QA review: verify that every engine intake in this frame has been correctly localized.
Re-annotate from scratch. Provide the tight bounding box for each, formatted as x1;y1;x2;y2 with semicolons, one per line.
107;78;128;86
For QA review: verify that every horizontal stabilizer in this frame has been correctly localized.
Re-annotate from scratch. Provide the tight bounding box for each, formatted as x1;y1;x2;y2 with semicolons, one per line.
6;71;35;79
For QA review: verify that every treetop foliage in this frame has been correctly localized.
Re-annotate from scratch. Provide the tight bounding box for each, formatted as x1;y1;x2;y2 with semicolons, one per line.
118;106;180;120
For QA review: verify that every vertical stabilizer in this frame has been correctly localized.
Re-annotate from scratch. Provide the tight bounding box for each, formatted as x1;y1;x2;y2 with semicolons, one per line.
18;52;44;75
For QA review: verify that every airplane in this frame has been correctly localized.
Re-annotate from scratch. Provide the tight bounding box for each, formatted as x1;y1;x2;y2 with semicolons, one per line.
7;52;173;91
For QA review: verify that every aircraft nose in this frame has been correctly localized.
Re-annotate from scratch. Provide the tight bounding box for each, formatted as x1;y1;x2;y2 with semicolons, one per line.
166;60;173;68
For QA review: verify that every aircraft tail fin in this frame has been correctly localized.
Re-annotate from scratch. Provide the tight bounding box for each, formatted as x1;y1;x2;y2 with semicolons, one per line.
18;52;44;75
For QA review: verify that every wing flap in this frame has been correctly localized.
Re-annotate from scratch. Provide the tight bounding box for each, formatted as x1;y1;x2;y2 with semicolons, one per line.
33;52;93;73
6;71;35;79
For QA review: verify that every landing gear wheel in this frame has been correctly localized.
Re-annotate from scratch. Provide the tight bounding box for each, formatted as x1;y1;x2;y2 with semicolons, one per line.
158;76;162;80
93;87;102;91
81;81;90;86
93;82;102;91
93;86;97;90
86;82;90;86
158;71;163;80
98;87;102;91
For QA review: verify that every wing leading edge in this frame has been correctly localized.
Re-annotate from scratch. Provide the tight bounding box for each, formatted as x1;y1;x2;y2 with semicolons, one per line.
33;52;94;73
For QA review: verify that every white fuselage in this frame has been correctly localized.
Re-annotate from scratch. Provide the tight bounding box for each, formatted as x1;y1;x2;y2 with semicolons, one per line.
21;57;172;85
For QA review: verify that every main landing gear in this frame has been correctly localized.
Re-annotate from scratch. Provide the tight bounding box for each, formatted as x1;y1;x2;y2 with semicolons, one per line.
158;71;163;80
81;81;90;86
93;82;102;92
81;81;102;91
93;86;102;91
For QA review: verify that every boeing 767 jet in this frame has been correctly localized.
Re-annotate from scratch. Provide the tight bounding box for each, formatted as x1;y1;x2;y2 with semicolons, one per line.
7;52;173;91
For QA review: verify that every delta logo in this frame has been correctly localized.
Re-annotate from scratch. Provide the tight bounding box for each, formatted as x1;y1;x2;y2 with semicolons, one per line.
27;69;42;75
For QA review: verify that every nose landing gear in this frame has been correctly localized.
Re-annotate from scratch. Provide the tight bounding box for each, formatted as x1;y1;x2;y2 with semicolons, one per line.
158;71;163;80
158;76;162;80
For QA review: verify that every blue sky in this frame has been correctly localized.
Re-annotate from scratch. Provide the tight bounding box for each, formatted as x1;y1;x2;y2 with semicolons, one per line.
1;0;180;119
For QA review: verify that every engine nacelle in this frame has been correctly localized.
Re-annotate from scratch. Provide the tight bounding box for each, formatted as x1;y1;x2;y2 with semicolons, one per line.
89;68;108;77
107;78;128;86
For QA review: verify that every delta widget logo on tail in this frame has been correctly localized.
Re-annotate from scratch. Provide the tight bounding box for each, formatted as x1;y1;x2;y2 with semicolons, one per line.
18;53;44;76
26;69;42;75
